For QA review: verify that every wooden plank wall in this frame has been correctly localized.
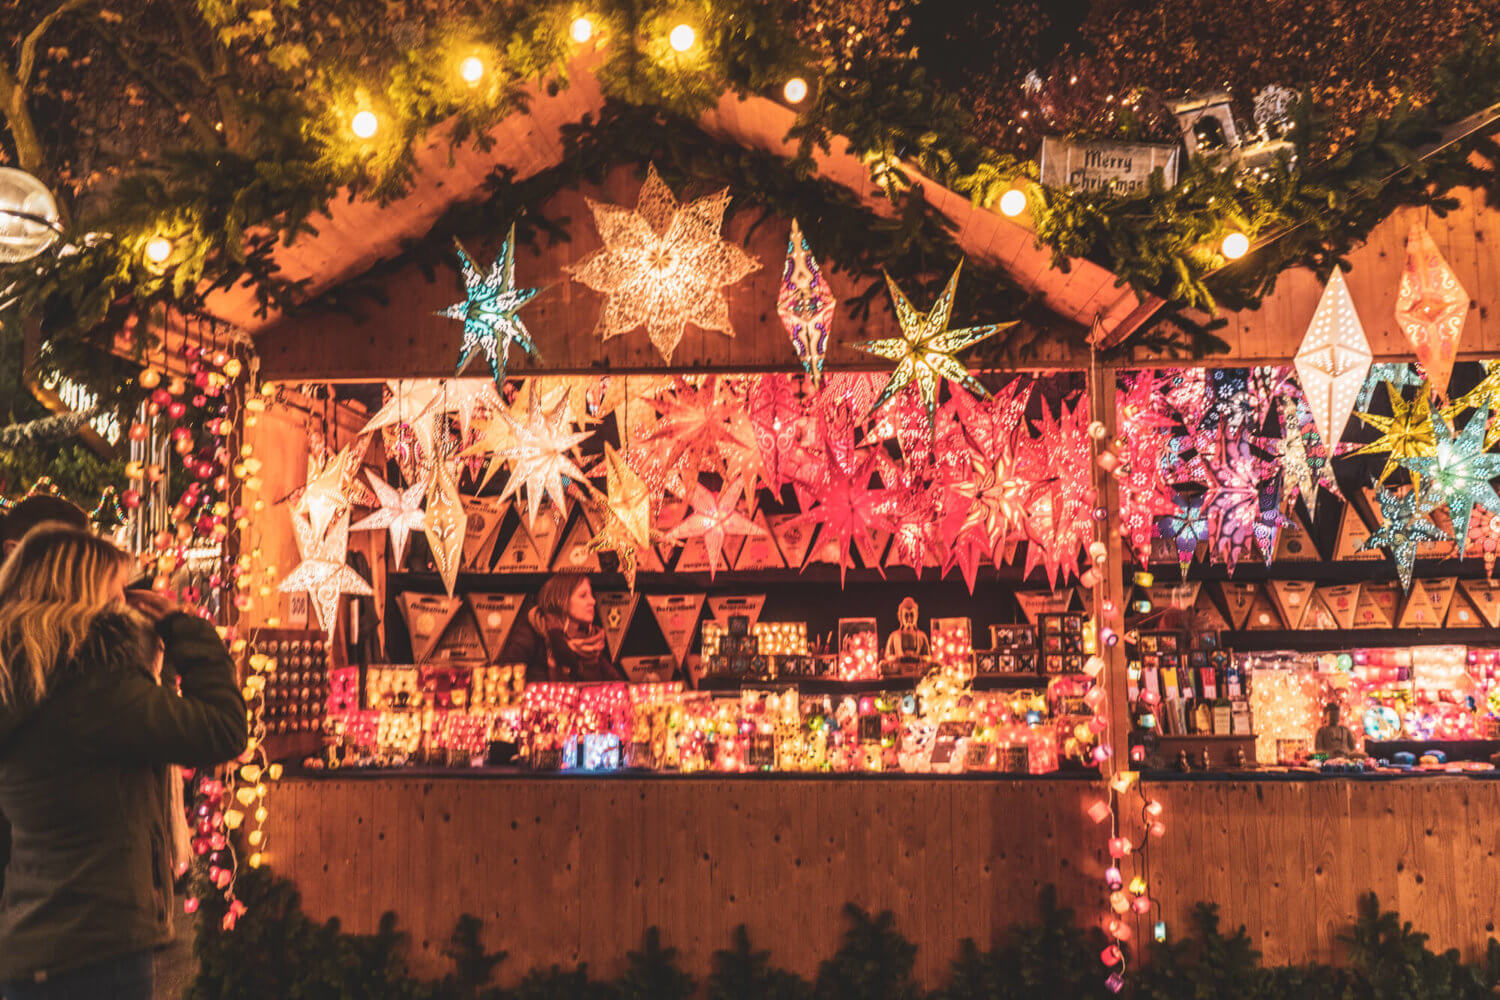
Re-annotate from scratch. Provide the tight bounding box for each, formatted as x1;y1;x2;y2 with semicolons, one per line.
259;776;1500;987
1131;190;1498;365
261;777;1103;985
1148;778;1500;965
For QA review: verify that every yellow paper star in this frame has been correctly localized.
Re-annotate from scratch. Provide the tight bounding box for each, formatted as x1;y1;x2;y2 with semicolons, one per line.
1355;382;1437;485
1445;362;1500;448
296;443;364;541
565;164;761;364
498;390;592;529
853;262;1014;430
423;460;466;596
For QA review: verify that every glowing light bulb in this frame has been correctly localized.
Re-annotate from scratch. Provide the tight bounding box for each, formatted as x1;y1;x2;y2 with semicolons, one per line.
351;110;379;139
669;23;696;51
460;57;484;84
999;188;1027;217
783;77;808;104
570;16;594;42
145;237;173;265
1222;231;1249;259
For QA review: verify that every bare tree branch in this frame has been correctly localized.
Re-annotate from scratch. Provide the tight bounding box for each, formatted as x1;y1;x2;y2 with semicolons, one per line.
18;0;95;87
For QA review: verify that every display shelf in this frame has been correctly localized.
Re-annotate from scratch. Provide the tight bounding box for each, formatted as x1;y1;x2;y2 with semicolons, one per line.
1128;557;1493;583
1150;733;1257;769
696;672;1076;694
1220;628;1500;652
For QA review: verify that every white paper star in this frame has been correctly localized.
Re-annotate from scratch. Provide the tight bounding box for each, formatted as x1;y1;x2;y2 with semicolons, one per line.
279;510;373;637
350;469;426;567
498;390;592;528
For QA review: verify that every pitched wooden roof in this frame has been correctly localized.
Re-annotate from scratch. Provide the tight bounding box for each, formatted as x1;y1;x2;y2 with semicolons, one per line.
207;48;1147;351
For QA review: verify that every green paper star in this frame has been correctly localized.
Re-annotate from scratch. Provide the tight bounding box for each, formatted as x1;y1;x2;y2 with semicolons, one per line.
1359;489;1449;590
853;262;1014;429
1354;382;1436;486
1400;404;1500;549
437;226;542;391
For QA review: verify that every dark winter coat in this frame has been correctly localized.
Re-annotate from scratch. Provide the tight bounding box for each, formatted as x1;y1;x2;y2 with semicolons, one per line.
0;610;247;982
499;607;622;683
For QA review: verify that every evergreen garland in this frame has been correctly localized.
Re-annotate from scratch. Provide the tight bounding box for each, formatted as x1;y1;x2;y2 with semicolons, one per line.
7;3;1500;380
187;870;1500;1000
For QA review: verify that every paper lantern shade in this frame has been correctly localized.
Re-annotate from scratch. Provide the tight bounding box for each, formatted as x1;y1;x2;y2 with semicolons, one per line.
1395;223;1468;399
1294;268;1373;447
0;167;60;263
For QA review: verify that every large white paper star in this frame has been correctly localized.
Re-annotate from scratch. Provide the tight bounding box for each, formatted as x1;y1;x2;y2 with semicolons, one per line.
437;227;543;392
295;443;363;542
350;469;426;567
565;164;761;364
279;510;373;637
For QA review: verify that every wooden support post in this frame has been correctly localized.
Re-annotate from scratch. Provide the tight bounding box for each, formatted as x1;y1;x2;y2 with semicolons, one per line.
1089;359;1132;767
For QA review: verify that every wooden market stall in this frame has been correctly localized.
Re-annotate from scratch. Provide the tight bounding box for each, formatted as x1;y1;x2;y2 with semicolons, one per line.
208;48;1500;986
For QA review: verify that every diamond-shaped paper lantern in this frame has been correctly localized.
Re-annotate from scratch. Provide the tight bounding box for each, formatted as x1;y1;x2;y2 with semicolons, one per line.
1395;223;1468;399
1294;268;1372;449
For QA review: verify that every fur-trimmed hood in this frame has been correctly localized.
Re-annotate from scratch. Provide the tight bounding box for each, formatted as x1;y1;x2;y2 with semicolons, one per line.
0;608;161;754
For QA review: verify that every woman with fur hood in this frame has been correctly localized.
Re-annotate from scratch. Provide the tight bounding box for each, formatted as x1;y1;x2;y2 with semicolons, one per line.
0;525;247;1000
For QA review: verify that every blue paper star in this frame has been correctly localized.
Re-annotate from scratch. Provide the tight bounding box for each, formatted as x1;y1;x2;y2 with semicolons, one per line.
437;226;542;391
1359;489;1449;590
1400;404;1500;549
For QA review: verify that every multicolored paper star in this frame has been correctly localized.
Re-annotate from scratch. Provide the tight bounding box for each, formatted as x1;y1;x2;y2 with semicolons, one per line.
853;262;1013;431
438;228;543;391
777;220;835;388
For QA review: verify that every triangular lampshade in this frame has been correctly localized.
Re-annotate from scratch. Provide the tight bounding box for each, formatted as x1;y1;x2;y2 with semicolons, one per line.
1395;223;1468;399
1294;268;1372;448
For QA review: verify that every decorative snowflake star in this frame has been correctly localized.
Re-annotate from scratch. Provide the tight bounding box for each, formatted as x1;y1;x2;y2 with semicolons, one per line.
565;164;760;363
437;228;543;391
854;262;1012;432
666;480;764;579
1360;489;1450;590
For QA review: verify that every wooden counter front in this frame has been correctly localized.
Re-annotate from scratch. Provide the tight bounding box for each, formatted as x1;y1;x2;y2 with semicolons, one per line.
260;773;1500;985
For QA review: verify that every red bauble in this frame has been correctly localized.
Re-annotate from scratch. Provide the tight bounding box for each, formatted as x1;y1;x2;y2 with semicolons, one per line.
151;389;171;407
167;402;187;420
128;423;150;442
121;489;142;510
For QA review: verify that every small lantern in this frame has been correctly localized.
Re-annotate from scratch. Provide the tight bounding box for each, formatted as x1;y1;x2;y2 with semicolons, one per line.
0;167;61;263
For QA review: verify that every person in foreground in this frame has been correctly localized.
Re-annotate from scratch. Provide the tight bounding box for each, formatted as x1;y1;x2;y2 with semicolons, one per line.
0;526;248;1000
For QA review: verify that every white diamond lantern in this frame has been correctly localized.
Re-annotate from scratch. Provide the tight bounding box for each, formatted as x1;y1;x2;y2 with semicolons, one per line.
1294;268;1373;449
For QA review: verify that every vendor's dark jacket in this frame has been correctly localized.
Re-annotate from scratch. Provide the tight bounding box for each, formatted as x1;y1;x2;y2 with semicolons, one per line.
0;610;247;982
500;608;622;683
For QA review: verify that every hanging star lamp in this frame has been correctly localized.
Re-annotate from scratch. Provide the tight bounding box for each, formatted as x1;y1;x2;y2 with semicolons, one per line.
565;164;761;364
1360;489;1449;590
498;390;592;528
1395;223;1468;401
423;460;467;597
350;469;426;568
295;443;362;542
666;480;764;579
1293;268;1373;449
777;220;835;388
1353;382;1437;486
279;510;374;637
1400;405;1500;550
437;227;543;392
854;262;1013;432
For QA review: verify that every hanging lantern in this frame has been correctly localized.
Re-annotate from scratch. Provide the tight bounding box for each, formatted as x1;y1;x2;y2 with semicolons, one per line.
0;167;61;263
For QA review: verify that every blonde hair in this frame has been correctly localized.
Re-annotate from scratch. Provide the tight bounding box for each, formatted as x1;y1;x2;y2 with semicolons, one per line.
0;524;132;708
